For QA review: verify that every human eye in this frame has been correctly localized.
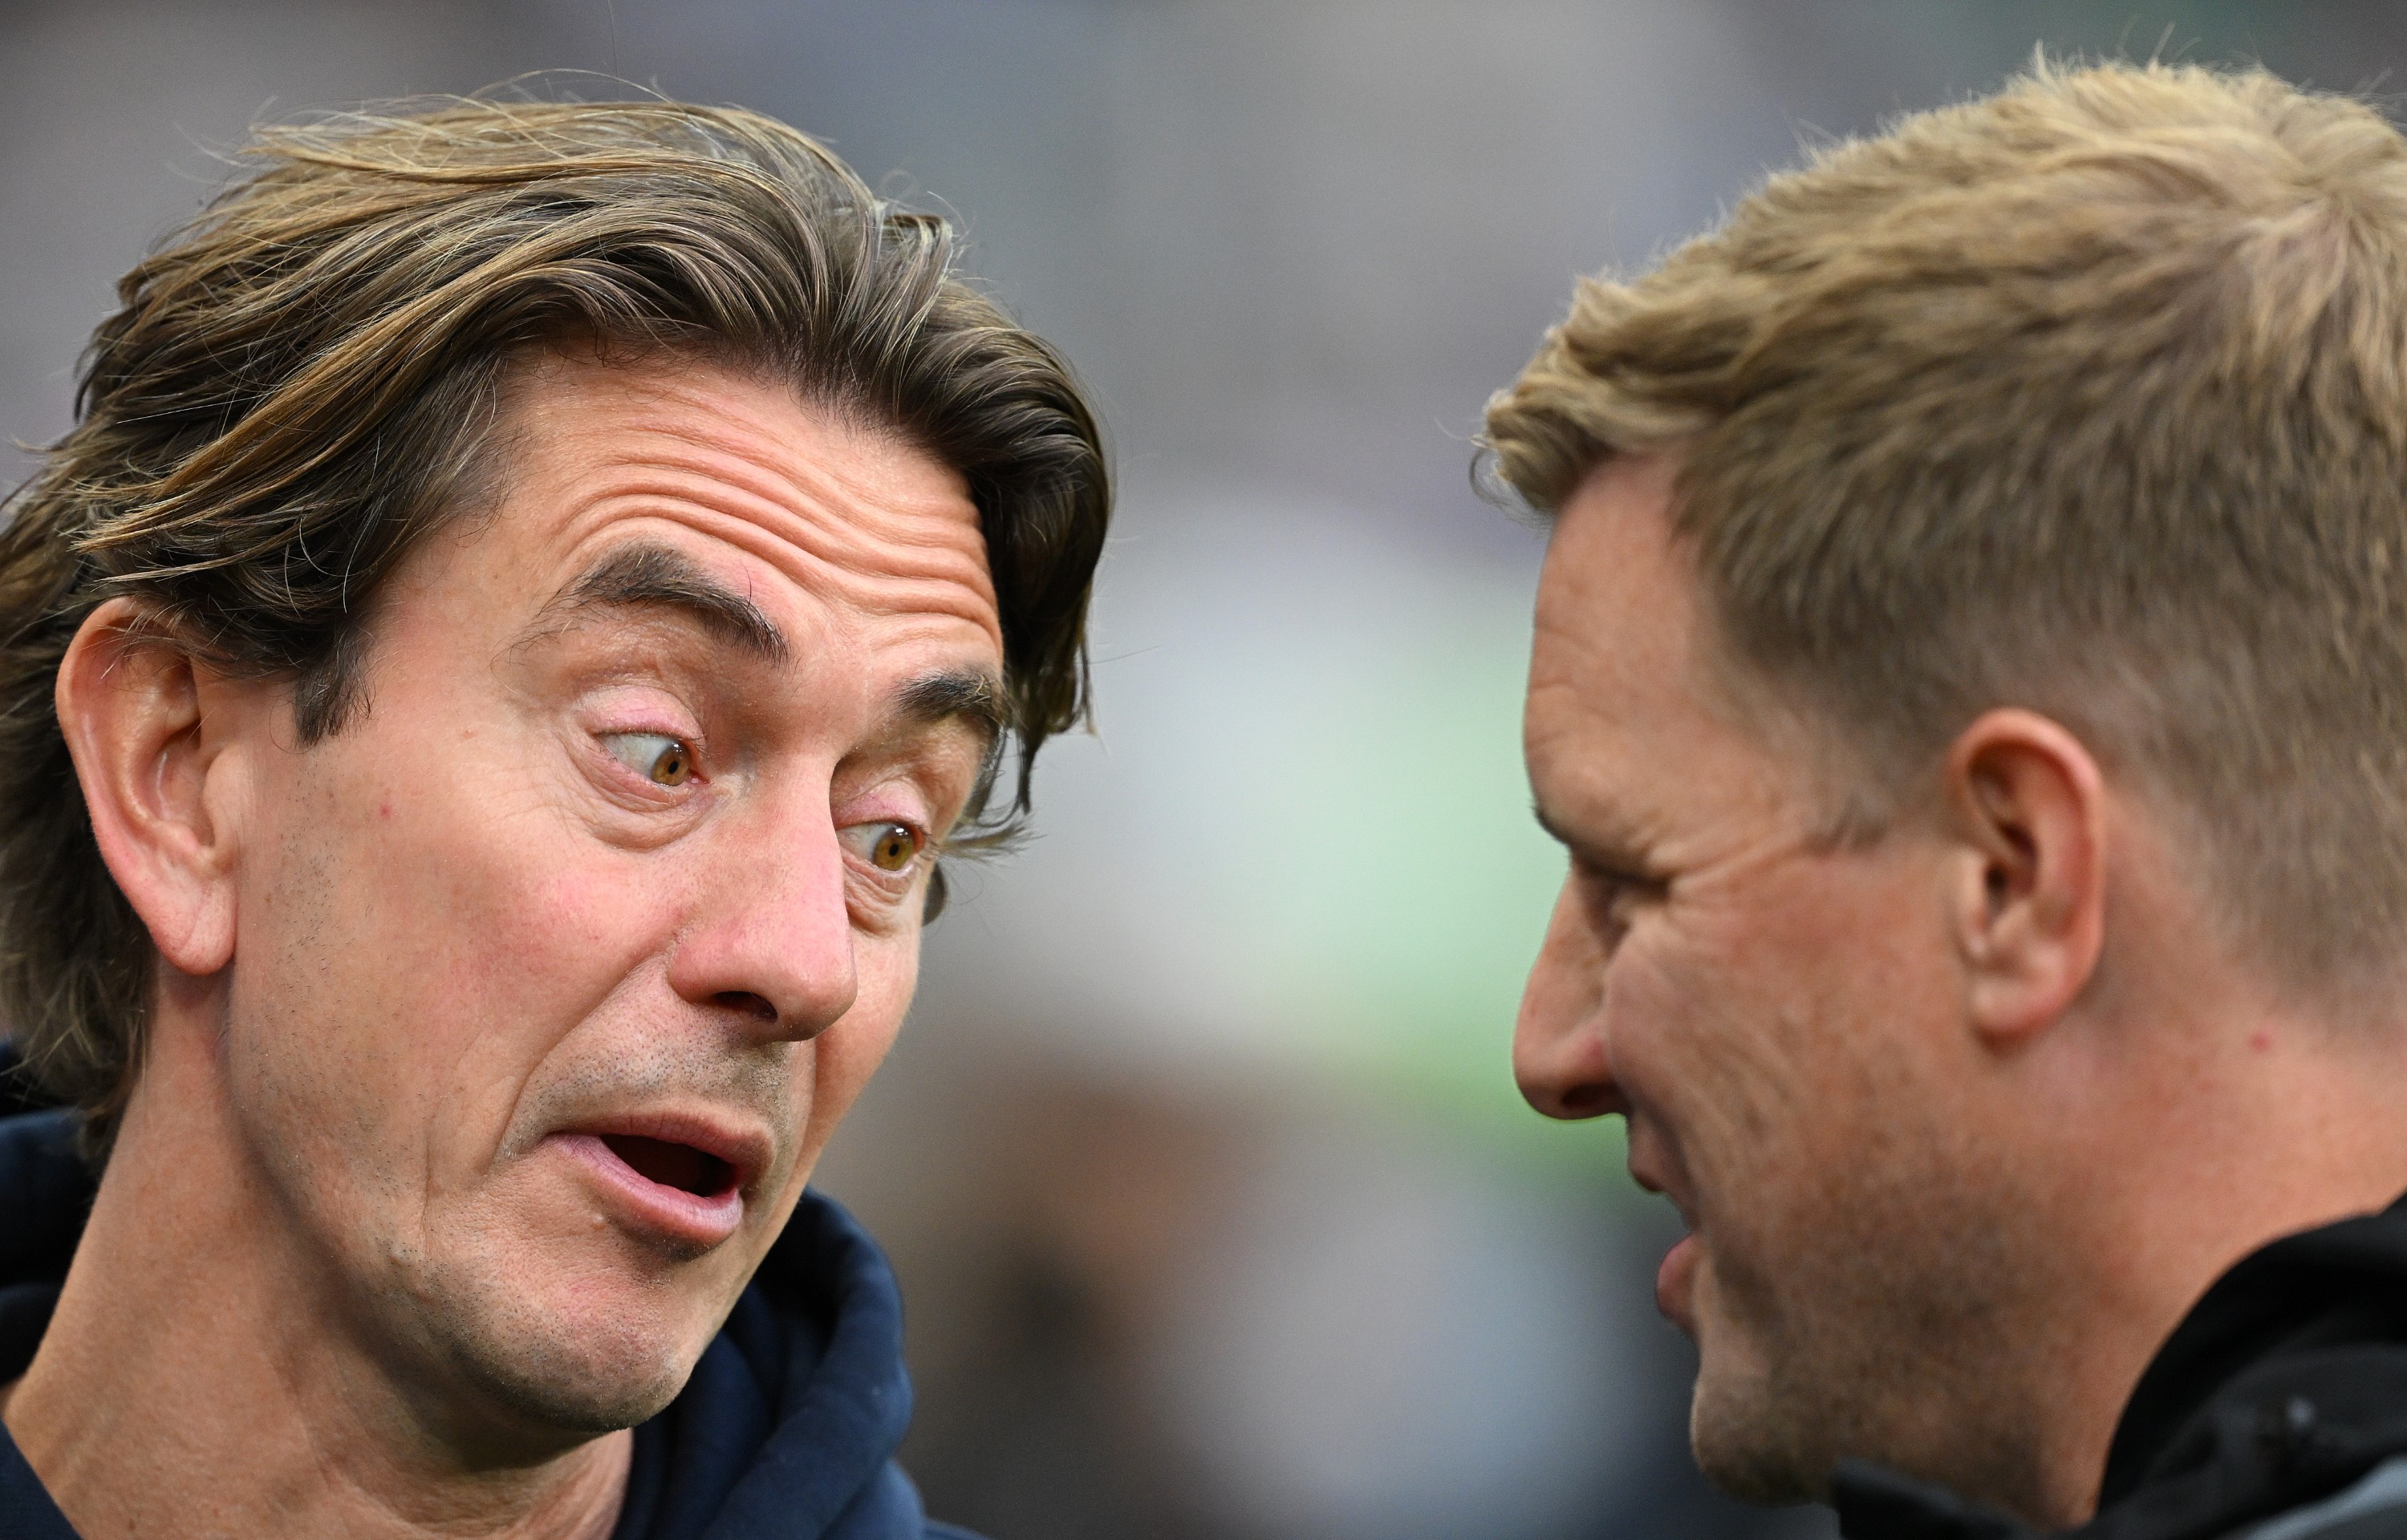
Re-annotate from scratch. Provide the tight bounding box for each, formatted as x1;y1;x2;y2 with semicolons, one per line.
838;820;925;876
599;731;699;788
1577;857;1662;935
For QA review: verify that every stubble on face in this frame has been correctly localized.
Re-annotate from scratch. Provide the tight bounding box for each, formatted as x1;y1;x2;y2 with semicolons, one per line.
211;355;997;1457
1524;455;2057;1507
1681;1052;2038;1504
408;1019;808;1439
225;687;798;1454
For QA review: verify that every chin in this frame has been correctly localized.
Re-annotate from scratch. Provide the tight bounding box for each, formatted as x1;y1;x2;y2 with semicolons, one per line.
454;1335;689;1438
1691;1384;1824;1505
411;1255;718;1446
1686;1309;1829;1506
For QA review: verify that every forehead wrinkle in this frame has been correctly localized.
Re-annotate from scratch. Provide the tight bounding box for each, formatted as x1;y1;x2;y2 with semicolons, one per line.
565;495;1003;657
595;406;981;565
574;463;993;608
519;369;1003;655
513;355;980;565
1526;675;1670;861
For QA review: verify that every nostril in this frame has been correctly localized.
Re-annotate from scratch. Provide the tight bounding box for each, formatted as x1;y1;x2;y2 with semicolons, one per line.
1559;1082;1613;1116
712;990;778;1025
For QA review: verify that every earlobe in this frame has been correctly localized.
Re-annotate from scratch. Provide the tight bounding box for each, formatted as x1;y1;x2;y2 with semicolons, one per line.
55;600;244;977
1946;709;2108;1046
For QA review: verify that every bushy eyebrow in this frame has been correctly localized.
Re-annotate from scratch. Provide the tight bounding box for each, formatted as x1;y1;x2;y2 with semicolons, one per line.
539;540;1008;752
549;541;789;664
896;669;1009;752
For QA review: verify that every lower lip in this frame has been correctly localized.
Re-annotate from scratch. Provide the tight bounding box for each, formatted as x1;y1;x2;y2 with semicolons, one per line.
1657;1233;1701;1335
550;1133;745;1250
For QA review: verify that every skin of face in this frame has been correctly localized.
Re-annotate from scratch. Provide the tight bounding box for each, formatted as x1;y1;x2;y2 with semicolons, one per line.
229;355;1003;1441
1516;452;2039;1502
1521;451;2407;1526
5;351;1006;1532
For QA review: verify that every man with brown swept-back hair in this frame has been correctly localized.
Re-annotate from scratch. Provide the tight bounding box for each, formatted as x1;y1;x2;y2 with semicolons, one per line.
0;97;1106;1540
1494;59;2407;1540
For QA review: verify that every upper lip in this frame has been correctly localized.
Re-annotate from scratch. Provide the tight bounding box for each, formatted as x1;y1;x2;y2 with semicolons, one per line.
1626;1141;1697;1230
563;1106;774;1194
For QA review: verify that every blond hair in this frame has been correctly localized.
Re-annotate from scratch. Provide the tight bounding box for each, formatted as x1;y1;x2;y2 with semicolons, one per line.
1;99;1109;1150
1487;59;2407;987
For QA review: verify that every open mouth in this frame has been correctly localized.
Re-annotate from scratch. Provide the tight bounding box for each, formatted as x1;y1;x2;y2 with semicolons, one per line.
599;1133;738;1198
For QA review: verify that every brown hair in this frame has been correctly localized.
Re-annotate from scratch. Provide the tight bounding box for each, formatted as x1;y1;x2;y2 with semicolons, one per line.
0;99;1110;1146
1487;59;2407;991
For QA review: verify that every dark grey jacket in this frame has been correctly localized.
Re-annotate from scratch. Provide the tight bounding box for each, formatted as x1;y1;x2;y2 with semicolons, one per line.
1837;1195;2407;1540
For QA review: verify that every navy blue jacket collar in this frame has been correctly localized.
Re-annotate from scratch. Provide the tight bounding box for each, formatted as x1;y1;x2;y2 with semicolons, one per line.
0;1107;975;1539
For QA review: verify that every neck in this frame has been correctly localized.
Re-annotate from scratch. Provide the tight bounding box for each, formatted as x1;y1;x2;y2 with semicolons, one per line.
0;1016;631;1540
1978;983;2407;1528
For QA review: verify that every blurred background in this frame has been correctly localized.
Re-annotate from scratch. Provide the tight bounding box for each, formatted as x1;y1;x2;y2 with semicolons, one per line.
2;2;2401;1534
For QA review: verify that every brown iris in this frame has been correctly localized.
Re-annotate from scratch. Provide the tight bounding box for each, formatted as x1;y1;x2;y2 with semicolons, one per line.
646;738;693;785
869;824;917;871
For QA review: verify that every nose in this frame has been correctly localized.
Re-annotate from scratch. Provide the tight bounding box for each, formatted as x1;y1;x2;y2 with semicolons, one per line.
665;800;858;1041
1516;874;1622;1120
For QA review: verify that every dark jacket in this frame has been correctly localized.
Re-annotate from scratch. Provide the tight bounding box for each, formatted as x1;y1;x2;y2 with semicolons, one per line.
1835;1194;2407;1540
0;1107;980;1539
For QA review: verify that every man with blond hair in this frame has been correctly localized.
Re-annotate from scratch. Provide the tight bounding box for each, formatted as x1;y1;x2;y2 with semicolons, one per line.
1494;60;2407;1540
0;99;1106;1539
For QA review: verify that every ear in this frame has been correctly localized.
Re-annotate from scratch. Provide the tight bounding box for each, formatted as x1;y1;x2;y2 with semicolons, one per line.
54;599;254;977
1942;708;2108;1046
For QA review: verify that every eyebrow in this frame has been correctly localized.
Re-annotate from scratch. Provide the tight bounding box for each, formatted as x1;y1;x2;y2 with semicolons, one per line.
896;668;1009;750
553;542;789;665
543;540;1009;751
1532;797;1654;874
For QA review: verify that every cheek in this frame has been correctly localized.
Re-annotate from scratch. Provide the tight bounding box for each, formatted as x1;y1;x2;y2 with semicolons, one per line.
1610;934;1800;1182
791;928;920;1165
1619;858;1946;1186
233;725;674;1182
